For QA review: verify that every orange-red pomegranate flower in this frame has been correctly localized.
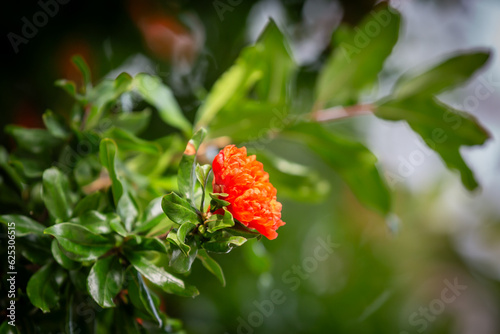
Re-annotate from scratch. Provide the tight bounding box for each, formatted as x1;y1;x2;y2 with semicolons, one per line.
212;145;285;240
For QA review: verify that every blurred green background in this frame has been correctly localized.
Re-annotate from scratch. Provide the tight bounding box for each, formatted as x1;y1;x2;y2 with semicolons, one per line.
2;0;500;333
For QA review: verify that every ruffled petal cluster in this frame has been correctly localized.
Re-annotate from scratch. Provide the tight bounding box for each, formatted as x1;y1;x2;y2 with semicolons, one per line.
212;145;285;240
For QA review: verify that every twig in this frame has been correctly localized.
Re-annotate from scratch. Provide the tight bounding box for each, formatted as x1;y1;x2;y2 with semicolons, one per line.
312;103;374;122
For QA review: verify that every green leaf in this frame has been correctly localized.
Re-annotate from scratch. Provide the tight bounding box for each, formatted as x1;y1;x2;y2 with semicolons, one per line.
375;96;489;190
44;223;115;261
316;6;400;107
99;138;122;204
85;72;134;129
169;240;198;273
0;215;45;236
18;234;52;264
51;239;81;270
206;209;234;233
73;191;107;217
105;127;161;155
87;256;124;308
392;51;491;99
128;268;163;327
70;211;118;235
178;128;206;206
209;193;230;210
176;222;197;255
0;321;20;334
134;73;192;136
55;79;78;98
100;138;138;229
6;126;61;155
203;235;247;254
26;262;66;313
282;122;391;214
116;191;139;232
0;146;24;192
197;249;225;286
43;110;71;139
42;167;73;221
226;220;261;239
195;20;295;129
195;164;211;189
124;237;168;254
256;151;330;203
161;192;199;225
109;109;152;135
109;218;129;237
72;55;92;90
125;251;199;297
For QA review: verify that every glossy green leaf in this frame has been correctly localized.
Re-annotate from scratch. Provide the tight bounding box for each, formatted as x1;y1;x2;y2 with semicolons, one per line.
178;128;206;206
125;251;199;297
26;262;66;313
169;240;198;273
44;223;115;261
375;96;489;190
128;268;163;327
124;237;168;253
43;110;71;139
206;209;234;233
51;239;81;270
100;138;138;228
87;256;124;308
316;6;400;107
392;51;491;99
0;214;45;236
99;139;122;205
134;73;192;136
282;122;391;214
161;192;199;225
195;164;211;189
109;218;129;237
197;249;225;286
116;191;139;232
70;211;118;234
42;167;73;221
209;192;230;210
203;235;247;254
175;222;197;256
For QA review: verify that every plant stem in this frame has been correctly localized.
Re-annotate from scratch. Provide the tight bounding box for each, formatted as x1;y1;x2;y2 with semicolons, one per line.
311;103;374;122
